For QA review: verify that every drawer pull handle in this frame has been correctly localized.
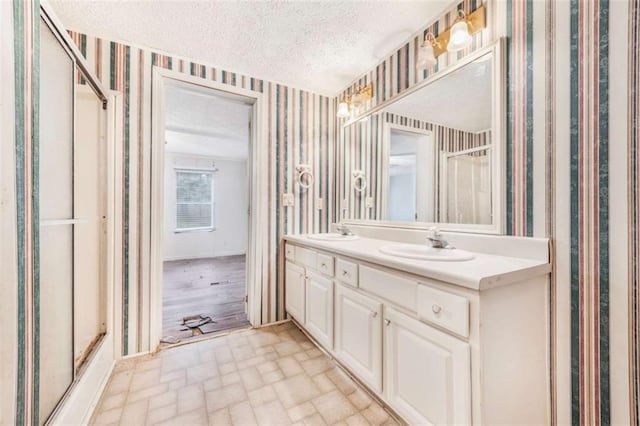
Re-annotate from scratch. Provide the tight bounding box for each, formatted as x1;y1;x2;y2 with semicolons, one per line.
384;319;391;326
432;304;442;314
342;270;349;276
321;263;327;268
370;311;378;318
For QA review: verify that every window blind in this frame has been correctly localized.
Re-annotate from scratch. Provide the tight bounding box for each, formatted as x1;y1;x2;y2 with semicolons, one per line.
176;170;214;230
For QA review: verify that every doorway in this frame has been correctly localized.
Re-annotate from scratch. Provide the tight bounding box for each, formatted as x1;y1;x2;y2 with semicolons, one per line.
150;71;267;347
383;124;434;222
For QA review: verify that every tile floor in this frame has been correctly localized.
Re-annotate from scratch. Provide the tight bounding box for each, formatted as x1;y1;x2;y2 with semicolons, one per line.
91;322;401;425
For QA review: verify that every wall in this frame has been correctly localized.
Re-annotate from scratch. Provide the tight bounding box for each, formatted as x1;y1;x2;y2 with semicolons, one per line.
66;28;335;354
335;0;640;424
163;153;248;261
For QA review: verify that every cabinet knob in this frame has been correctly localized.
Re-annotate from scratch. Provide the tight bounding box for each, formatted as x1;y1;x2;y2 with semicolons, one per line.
321;263;327;268
370;311;378;318
384;319;391;326
342;270;349;276
432;304;442;314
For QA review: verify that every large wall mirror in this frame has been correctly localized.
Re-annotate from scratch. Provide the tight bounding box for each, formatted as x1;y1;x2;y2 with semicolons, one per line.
338;39;505;233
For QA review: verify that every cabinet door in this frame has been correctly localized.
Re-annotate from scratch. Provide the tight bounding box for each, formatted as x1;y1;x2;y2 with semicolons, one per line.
285;261;306;323
335;284;382;393
384;308;471;426
305;271;334;349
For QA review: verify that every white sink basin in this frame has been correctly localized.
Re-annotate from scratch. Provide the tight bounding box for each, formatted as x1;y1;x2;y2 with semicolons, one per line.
306;233;360;242
379;243;475;261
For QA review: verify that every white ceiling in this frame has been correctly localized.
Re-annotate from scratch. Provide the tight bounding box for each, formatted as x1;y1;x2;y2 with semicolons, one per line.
49;0;455;95
386;54;493;133
164;81;251;159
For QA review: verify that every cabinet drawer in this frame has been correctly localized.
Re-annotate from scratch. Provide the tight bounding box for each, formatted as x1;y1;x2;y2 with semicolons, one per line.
336;258;358;287
417;285;470;338
295;246;317;268
316;253;335;277
359;265;417;313
285;244;295;261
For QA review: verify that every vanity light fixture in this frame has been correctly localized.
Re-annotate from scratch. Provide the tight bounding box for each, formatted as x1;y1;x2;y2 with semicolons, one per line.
447;9;473;52
336;83;374;119
416;32;440;70
414;5;486;73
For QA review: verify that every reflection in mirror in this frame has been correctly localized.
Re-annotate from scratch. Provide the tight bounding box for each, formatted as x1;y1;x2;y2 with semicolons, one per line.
338;49;497;229
443;147;492;224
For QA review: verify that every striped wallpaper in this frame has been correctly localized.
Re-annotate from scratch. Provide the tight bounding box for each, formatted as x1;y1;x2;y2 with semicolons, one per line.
65;33;336;354
629;1;640;425
338;111;490;222
5;0;640;424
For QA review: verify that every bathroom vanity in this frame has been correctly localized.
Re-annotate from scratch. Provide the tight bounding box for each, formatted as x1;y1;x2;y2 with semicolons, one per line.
283;229;551;425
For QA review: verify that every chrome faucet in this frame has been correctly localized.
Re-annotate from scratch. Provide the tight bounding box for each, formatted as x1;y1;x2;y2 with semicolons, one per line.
335;224;354;236
426;227;453;249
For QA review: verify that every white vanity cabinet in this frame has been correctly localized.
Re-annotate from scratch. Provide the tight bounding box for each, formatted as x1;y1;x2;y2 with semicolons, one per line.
334;283;382;393
305;270;334;349
285;261;305;323
384;307;471;425
283;237;550;426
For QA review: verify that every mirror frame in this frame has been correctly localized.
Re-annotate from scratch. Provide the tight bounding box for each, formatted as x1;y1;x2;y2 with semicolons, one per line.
340;37;506;234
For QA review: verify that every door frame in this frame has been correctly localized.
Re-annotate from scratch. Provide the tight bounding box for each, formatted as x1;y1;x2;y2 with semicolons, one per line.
150;68;267;349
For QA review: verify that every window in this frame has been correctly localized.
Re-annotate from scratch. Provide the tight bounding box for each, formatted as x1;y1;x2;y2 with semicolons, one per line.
175;170;214;231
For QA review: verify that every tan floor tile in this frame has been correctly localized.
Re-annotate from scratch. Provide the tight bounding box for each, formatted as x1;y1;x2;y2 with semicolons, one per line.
305;348;323;359
277;356;303;377
105;371;133;396
252;399;290;426
168;376;187;391
156;407;208;426
119;399;148;425
148;402;178;424
274;340;303;356
262;369;285;384
230;400;258;425
92;407;122;425
218;361;237;375
187;360;219;384
312;390;357;424
112;358;136;373
221;371;241;386
345;413;371;426
203;376;222;392
160;368;186;384
287;401;317;422
240;366;264;390
208;407;231;425
326;367;358;396
136;356;163;371
248;384;277;407
205;383;247;413
149;389;178;410
248;331;281;347
272;374;321;408
98;392;126;412
300;357;334;377
128;382;171;404
360;404;390;426
177;384;205;414
256;360;278;375
130;368;162;392
311;374;335;393
232;345;256;362
299;413;327;426
347;388;373;411
214;347;234;364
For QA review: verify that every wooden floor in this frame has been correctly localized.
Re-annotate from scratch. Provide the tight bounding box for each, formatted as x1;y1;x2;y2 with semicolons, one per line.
162;255;250;343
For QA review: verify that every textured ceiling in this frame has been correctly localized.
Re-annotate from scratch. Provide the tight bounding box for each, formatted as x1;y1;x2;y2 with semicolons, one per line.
165;81;250;159
386;54;493;133
49;0;455;95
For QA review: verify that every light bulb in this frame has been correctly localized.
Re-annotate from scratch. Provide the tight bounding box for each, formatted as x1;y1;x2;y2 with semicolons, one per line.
447;20;472;52
416;43;437;70
337;102;350;118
